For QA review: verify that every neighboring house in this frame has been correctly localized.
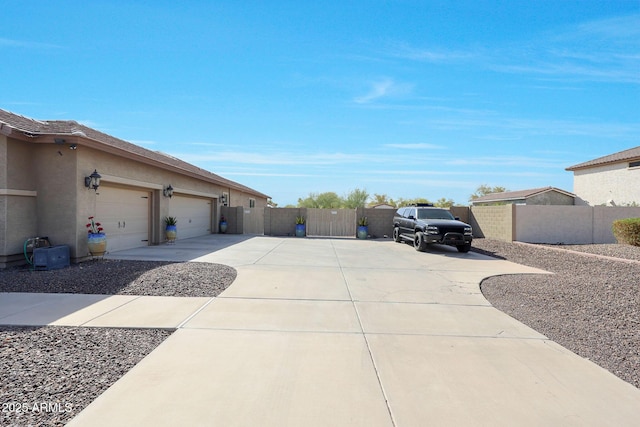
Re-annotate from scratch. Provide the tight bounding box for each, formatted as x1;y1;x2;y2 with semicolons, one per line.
369;203;395;209
471;187;575;206
0;109;269;267
566;146;640;206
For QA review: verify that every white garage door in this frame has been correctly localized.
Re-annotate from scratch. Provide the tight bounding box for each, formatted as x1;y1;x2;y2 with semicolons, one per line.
96;185;150;253
170;195;212;239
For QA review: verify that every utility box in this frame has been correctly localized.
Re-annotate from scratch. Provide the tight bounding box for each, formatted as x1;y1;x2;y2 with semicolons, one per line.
33;245;70;271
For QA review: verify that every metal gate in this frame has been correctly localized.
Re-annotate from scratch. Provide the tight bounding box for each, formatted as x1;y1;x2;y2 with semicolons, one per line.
306;208;356;237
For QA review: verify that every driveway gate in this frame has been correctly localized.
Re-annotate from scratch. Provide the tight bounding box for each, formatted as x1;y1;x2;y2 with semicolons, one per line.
306;208;356;237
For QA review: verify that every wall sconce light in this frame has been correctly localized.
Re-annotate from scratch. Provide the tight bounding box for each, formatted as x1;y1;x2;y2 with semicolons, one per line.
163;185;174;198
84;169;101;192
220;193;228;206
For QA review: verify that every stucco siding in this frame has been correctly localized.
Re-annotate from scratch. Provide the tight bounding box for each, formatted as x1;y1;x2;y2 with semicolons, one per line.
527;192;574;205
2;195;38;256
1;137;39;262
7;137;36;191
34;144;78;252
573;163;640;206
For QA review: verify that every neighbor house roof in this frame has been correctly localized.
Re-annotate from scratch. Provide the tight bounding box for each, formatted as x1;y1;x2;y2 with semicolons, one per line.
0;109;269;199
566;146;640;171
471;186;575;204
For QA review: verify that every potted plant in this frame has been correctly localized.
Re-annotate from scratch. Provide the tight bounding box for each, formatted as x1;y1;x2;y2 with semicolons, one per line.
357;216;368;239
219;215;228;233
165;216;177;243
295;216;306;237
86;216;107;256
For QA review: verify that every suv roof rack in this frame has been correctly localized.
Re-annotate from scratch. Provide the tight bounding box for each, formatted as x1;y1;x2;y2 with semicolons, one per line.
412;203;434;207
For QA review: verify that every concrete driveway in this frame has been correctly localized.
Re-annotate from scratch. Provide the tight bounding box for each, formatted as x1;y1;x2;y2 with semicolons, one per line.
23;235;640;426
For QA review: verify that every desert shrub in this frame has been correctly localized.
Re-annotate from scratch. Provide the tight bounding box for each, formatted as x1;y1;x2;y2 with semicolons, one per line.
612;218;640;246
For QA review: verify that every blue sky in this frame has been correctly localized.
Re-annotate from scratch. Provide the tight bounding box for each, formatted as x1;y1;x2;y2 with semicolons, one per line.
2;1;639;206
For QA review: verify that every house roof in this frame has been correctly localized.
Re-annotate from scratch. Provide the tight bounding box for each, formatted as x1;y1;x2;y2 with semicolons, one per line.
566;146;640;171
0;109;269;199
471;186;575;204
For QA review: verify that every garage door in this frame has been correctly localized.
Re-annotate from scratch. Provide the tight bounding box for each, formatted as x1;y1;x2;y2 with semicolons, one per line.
170;195;212;239
96;185;150;253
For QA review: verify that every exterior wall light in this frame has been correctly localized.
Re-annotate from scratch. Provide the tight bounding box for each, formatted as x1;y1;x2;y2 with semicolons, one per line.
84;169;101;192
163;185;174;198
220;193;228;206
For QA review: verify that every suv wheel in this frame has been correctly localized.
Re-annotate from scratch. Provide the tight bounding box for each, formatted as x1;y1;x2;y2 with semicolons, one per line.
457;243;471;253
414;231;427;252
393;227;402;243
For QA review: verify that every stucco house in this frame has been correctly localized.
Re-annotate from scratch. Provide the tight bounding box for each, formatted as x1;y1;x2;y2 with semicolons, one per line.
0;109;269;267
471;187;576;206
566;146;640;206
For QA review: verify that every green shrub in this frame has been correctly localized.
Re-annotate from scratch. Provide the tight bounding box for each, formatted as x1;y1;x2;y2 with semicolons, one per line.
612;218;640;246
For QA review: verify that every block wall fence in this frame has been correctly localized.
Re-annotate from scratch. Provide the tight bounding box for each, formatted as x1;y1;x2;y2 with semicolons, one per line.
224;205;640;244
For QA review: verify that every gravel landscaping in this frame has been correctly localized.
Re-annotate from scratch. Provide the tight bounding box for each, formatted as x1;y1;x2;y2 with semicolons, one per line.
1;241;639;425
1;260;236;426
474;239;640;390
0;259;237;297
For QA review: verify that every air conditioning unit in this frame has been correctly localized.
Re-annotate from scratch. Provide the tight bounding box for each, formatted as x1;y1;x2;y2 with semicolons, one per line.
33;245;70;271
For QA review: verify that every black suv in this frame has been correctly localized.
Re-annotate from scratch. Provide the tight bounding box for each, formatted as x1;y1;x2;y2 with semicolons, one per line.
393;204;473;253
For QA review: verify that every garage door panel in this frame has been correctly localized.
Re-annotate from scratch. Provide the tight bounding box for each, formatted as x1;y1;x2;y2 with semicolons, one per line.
96;186;150;253
170;196;212;240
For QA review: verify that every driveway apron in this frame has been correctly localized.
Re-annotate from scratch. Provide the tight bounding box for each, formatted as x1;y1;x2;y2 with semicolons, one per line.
63;236;640;426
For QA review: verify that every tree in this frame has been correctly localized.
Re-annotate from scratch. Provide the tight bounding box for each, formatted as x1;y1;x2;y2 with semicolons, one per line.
297;193;320;208
369;193;394;207
395;197;431;207
316;192;342;208
434;197;455;207
343;188;369;208
469;185;508;201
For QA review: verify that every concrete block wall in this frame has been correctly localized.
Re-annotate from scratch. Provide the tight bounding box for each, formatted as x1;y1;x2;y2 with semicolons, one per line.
515;205;640;244
450;206;470;223
264;207;307;236
220;206;243;234
594;206;640;243
470;205;514;241
358;207;396;238
514;205;592;244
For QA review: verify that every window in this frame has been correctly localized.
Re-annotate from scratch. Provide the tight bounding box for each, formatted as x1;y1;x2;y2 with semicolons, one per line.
249;198;256;208
629;160;640;168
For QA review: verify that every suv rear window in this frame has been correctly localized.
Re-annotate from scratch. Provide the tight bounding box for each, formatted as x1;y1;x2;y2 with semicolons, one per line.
417;209;455;220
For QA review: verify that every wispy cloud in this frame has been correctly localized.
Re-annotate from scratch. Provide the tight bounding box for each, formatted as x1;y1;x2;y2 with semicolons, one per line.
176;150;387;166
0;37;63;50
493;14;640;83
353;78;413;104
384;42;476;63
382;143;445;150
444;155;568;169
382;14;640;84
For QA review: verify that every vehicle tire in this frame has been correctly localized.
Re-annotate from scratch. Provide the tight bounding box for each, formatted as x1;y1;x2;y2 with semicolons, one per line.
457;243;471;253
414;231;427;252
393;227;402;243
